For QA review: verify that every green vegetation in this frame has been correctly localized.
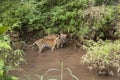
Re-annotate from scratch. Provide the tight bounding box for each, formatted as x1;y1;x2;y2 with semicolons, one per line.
82;40;120;76
0;0;119;40
0;26;24;80
0;0;120;78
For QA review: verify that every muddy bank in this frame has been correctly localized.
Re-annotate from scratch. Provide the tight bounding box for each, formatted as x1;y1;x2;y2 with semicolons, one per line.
9;46;119;80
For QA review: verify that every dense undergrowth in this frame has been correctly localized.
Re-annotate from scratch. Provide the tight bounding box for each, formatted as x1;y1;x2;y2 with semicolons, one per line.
0;0;120;78
82;40;120;76
0;0;120;41
0;26;24;80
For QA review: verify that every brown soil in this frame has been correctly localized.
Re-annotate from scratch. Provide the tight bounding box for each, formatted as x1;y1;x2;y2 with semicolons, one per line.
9;46;120;80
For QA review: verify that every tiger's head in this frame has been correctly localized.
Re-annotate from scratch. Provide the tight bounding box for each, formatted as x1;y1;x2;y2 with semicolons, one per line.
60;33;67;43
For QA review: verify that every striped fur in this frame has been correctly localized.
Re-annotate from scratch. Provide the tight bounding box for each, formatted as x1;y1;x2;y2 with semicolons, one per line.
29;33;67;54
31;36;59;53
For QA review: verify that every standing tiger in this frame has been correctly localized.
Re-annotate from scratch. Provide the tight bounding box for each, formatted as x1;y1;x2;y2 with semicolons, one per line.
29;33;67;54
45;33;67;49
29;36;59;54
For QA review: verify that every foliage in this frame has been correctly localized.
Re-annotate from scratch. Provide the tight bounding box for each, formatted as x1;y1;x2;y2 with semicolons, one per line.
0;59;18;80
82;40;120;76
1;0;119;40
94;0;114;5
0;0;120;78
0;26;24;80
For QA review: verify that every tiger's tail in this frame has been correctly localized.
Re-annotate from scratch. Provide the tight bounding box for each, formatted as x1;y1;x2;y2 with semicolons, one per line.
28;42;36;47
23;42;36;48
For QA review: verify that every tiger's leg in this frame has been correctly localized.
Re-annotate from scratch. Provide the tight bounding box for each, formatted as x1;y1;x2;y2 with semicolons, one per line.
51;46;55;51
38;48;42;54
51;37;59;51
38;49;42;53
51;43;56;51
38;46;43;54
57;42;60;49
54;44;57;50
60;43;63;48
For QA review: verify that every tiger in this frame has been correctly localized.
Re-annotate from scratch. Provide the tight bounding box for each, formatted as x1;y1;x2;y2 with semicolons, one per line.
29;36;59;54
44;34;59;39
45;33;67;49
56;33;67;49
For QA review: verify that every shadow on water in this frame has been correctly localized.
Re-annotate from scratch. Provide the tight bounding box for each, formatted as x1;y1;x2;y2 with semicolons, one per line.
9;46;120;80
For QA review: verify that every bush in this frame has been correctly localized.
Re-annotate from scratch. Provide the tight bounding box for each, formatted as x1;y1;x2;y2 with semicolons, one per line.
82;40;120;76
0;25;24;80
0;0;120;41
0;0;120;78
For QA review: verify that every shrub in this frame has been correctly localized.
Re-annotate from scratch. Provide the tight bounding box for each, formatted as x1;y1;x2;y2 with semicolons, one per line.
0;0;120;42
0;25;24;80
82;40;120;76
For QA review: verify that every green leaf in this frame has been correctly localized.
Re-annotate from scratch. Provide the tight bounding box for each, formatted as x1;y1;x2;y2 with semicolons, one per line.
0;59;4;76
0;40;12;50
10;76;19;80
0;26;9;35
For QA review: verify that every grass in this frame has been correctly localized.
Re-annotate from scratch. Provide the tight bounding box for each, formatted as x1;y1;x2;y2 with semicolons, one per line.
82;40;120;76
23;59;79;80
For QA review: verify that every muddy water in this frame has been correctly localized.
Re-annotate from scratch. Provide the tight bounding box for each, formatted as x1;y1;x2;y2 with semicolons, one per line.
9;46;119;80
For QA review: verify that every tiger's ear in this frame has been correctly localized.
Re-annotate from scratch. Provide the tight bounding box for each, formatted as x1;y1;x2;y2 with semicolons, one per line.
55;34;60;39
